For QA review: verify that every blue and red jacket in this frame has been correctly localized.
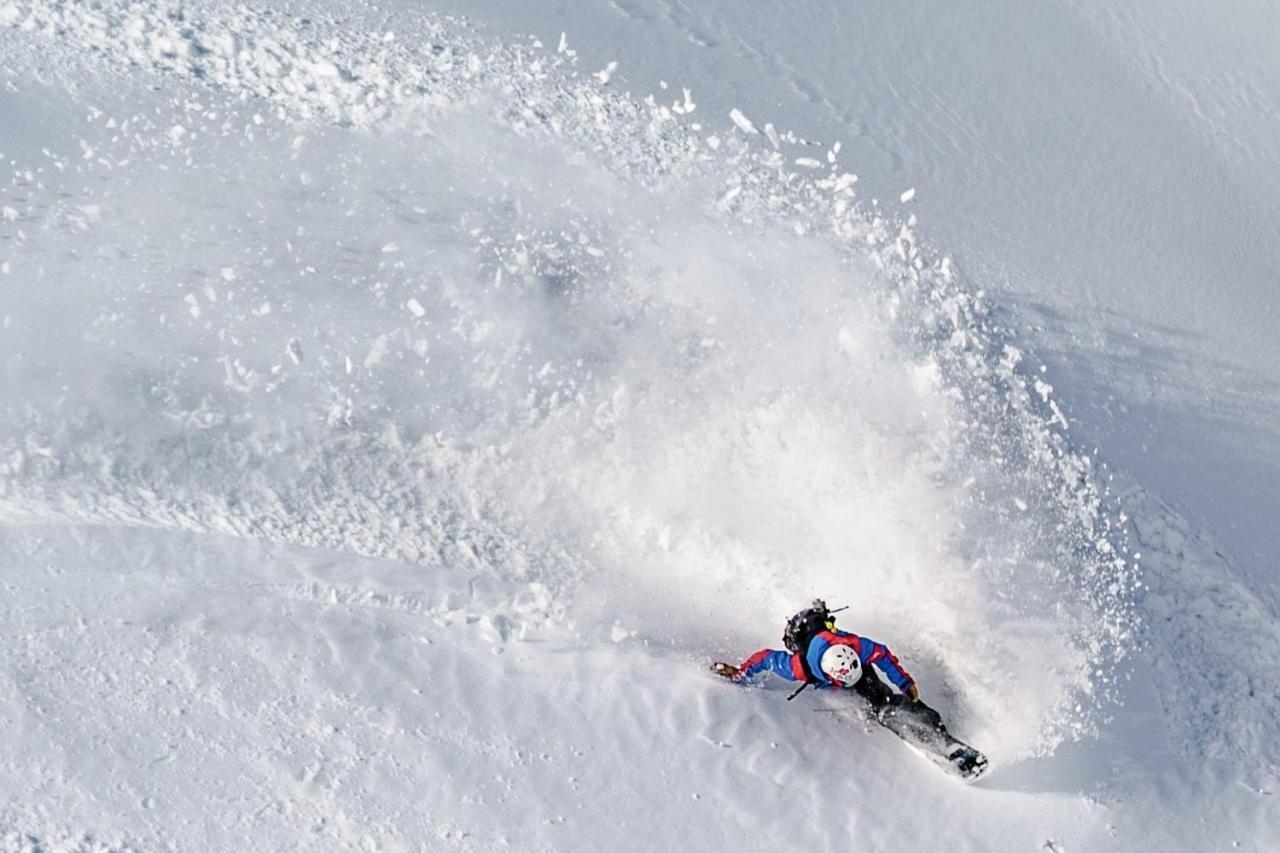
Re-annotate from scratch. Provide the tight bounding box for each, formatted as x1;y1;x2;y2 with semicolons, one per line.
737;629;915;692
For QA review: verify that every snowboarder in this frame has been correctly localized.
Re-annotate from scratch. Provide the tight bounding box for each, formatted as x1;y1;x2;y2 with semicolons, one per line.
711;599;987;779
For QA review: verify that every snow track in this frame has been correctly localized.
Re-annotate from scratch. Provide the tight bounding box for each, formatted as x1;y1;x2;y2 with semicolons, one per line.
1;1;1276;850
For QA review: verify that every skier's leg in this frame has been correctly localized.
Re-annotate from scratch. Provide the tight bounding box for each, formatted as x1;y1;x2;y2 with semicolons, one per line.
852;669;895;710
853;671;949;746
876;696;949;748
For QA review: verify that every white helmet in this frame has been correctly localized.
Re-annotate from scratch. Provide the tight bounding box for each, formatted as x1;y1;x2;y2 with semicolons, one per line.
820;644;862;686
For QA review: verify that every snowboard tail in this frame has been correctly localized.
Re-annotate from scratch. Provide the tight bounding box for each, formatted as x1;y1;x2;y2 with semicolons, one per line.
874;699;989;782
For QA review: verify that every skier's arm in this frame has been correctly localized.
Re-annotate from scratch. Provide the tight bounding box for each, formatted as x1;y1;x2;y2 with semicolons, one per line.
860;637;916;694
737;649;805;682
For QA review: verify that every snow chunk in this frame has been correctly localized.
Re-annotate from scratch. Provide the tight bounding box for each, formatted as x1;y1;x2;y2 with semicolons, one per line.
364;334;389;368
729;108;758;135
678;87;696;114
900;187;916;203
406;297;426;318
594;61;618;85
833;173;858;192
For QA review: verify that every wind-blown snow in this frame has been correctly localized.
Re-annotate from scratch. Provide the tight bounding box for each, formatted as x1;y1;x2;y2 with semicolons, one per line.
0;1;1275;851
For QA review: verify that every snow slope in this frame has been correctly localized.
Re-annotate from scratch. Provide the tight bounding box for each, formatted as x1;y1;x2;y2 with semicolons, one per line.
0;1;1276;850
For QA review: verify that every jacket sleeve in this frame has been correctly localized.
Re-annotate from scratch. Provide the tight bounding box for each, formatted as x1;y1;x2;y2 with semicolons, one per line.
860;636;916;692
737;648;805;682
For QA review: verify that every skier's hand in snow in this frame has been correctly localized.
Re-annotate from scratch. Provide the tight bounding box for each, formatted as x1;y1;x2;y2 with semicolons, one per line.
711;662;744;681
906;684;920;703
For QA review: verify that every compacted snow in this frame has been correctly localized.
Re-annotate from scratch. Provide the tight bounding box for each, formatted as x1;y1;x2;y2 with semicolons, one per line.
0;1;1276;851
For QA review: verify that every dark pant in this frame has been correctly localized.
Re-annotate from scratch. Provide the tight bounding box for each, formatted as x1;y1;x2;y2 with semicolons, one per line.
852;670;949;746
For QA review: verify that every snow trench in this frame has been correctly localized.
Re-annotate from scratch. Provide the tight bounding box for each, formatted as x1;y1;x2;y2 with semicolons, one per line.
0;0;1143;759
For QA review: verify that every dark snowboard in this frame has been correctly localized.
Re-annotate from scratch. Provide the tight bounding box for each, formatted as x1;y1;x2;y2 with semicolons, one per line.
874;696;989;782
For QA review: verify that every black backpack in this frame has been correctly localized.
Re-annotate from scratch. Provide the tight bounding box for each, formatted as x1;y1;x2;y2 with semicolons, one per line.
782;599;837;687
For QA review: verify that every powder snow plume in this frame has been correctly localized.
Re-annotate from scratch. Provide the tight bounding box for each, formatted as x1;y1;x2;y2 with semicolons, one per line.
0;0;1139;762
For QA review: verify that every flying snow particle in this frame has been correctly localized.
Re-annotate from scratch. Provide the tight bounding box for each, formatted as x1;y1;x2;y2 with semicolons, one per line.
834;173;858;192
729;108;758;135
594;61;618;85
364;335;389;368
900;187;916;203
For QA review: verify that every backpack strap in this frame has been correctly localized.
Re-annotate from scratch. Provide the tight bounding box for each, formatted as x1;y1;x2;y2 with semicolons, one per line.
785;681;811;702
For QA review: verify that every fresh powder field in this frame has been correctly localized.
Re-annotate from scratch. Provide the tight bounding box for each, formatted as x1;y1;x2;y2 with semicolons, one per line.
1;1;1276;850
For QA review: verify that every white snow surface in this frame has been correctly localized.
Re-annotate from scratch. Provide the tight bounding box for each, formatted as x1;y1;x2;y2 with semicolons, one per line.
0;1;1276;851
